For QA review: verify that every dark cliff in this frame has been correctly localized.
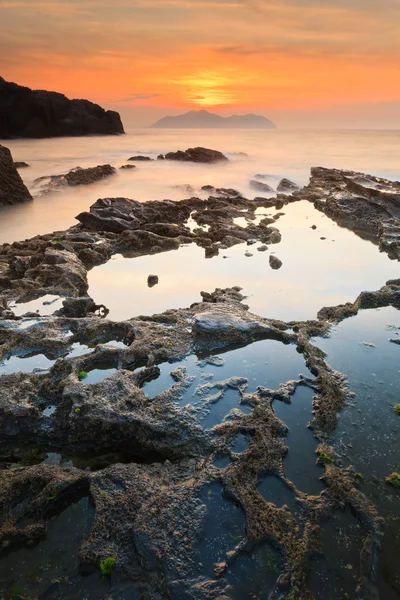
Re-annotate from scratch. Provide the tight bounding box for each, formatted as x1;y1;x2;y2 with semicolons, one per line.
0;77;125;139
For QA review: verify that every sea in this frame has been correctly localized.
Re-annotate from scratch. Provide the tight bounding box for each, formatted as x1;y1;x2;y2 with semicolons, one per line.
2;128;400;243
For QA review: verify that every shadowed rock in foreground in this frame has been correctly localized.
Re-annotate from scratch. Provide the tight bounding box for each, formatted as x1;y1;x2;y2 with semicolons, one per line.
0;76;124;139
0;144;32;206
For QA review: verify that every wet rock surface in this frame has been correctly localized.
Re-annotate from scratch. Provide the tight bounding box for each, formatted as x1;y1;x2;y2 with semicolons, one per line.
296;166;400;260
0;76;124;138
0;166;399;599
0;144;32;206
33;165;117;194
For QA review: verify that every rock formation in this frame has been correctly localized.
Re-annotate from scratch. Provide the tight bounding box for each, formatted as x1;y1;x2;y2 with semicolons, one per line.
0;144;32;206
0;76;124;138
164;147;228;163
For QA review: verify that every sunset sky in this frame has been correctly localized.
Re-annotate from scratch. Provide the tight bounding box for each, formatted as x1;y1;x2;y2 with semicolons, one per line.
1;0;399;127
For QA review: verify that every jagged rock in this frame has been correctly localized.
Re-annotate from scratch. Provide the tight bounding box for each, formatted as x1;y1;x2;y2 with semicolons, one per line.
0;144;32;206
277;178;300;192
164;147;228;163
64;165;116;186
249;179;274;193
269;255;283;269
0;76;124;138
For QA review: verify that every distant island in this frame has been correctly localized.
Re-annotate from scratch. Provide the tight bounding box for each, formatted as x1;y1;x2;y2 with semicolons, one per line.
150;109;276;129
0;76;124;139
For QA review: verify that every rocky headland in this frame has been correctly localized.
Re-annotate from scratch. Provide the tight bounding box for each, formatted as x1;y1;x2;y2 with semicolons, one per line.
0;76;124;139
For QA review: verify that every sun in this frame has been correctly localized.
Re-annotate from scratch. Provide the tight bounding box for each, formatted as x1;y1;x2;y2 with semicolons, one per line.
174;70;237;106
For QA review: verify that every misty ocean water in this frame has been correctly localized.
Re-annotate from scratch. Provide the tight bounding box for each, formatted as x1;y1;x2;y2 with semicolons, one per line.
2;128;400;243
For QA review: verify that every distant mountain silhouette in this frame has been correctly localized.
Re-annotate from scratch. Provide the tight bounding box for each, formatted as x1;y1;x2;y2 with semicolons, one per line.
150;110;276;129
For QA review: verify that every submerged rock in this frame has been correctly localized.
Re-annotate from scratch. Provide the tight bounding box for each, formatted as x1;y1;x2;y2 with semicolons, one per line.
119;164;136;170
0;144;32;206
164;147;228;163
14;161;30;168
0;76;124;138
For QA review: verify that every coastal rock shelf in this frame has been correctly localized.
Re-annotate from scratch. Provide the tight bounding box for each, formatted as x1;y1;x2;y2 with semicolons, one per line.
0;166;399;600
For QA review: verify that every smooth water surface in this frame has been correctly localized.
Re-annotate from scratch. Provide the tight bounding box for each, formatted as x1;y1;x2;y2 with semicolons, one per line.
2;129;400;243
317;306;400;600
88;201;399;322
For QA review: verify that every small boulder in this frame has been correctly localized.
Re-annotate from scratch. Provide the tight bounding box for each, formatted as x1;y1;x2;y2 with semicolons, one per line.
147;274;159;287
119;164;136;170
249;180;274;193
277;178;300;192
61;297;97;318
157;154;165;160
269;255;283;270
14;161;30;168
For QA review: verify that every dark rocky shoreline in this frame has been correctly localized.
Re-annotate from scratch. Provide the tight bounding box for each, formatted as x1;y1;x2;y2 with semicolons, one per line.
0;77;124;139
0;164;399;599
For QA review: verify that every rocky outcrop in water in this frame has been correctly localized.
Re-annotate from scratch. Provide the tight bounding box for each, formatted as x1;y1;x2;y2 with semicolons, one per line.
297;167;400;260
249;179;274;193
0;144;32;206
0;76;124;138
33;164;116;195
164;147;228;163
64;165;116;186
277;178;300;192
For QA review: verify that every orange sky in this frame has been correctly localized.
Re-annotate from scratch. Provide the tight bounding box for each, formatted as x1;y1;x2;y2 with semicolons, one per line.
1;0;400;127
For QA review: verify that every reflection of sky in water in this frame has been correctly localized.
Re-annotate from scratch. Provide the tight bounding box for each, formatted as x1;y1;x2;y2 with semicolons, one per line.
317;306;400;476
274;386;325;496
316;306;400;600
3;129;400;244
144;339;308;397
9;295;63;316
143;339;308;429
88;201;399;322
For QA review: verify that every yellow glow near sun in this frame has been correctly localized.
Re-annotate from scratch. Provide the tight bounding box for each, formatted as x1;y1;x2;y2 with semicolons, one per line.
174;70;237;106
